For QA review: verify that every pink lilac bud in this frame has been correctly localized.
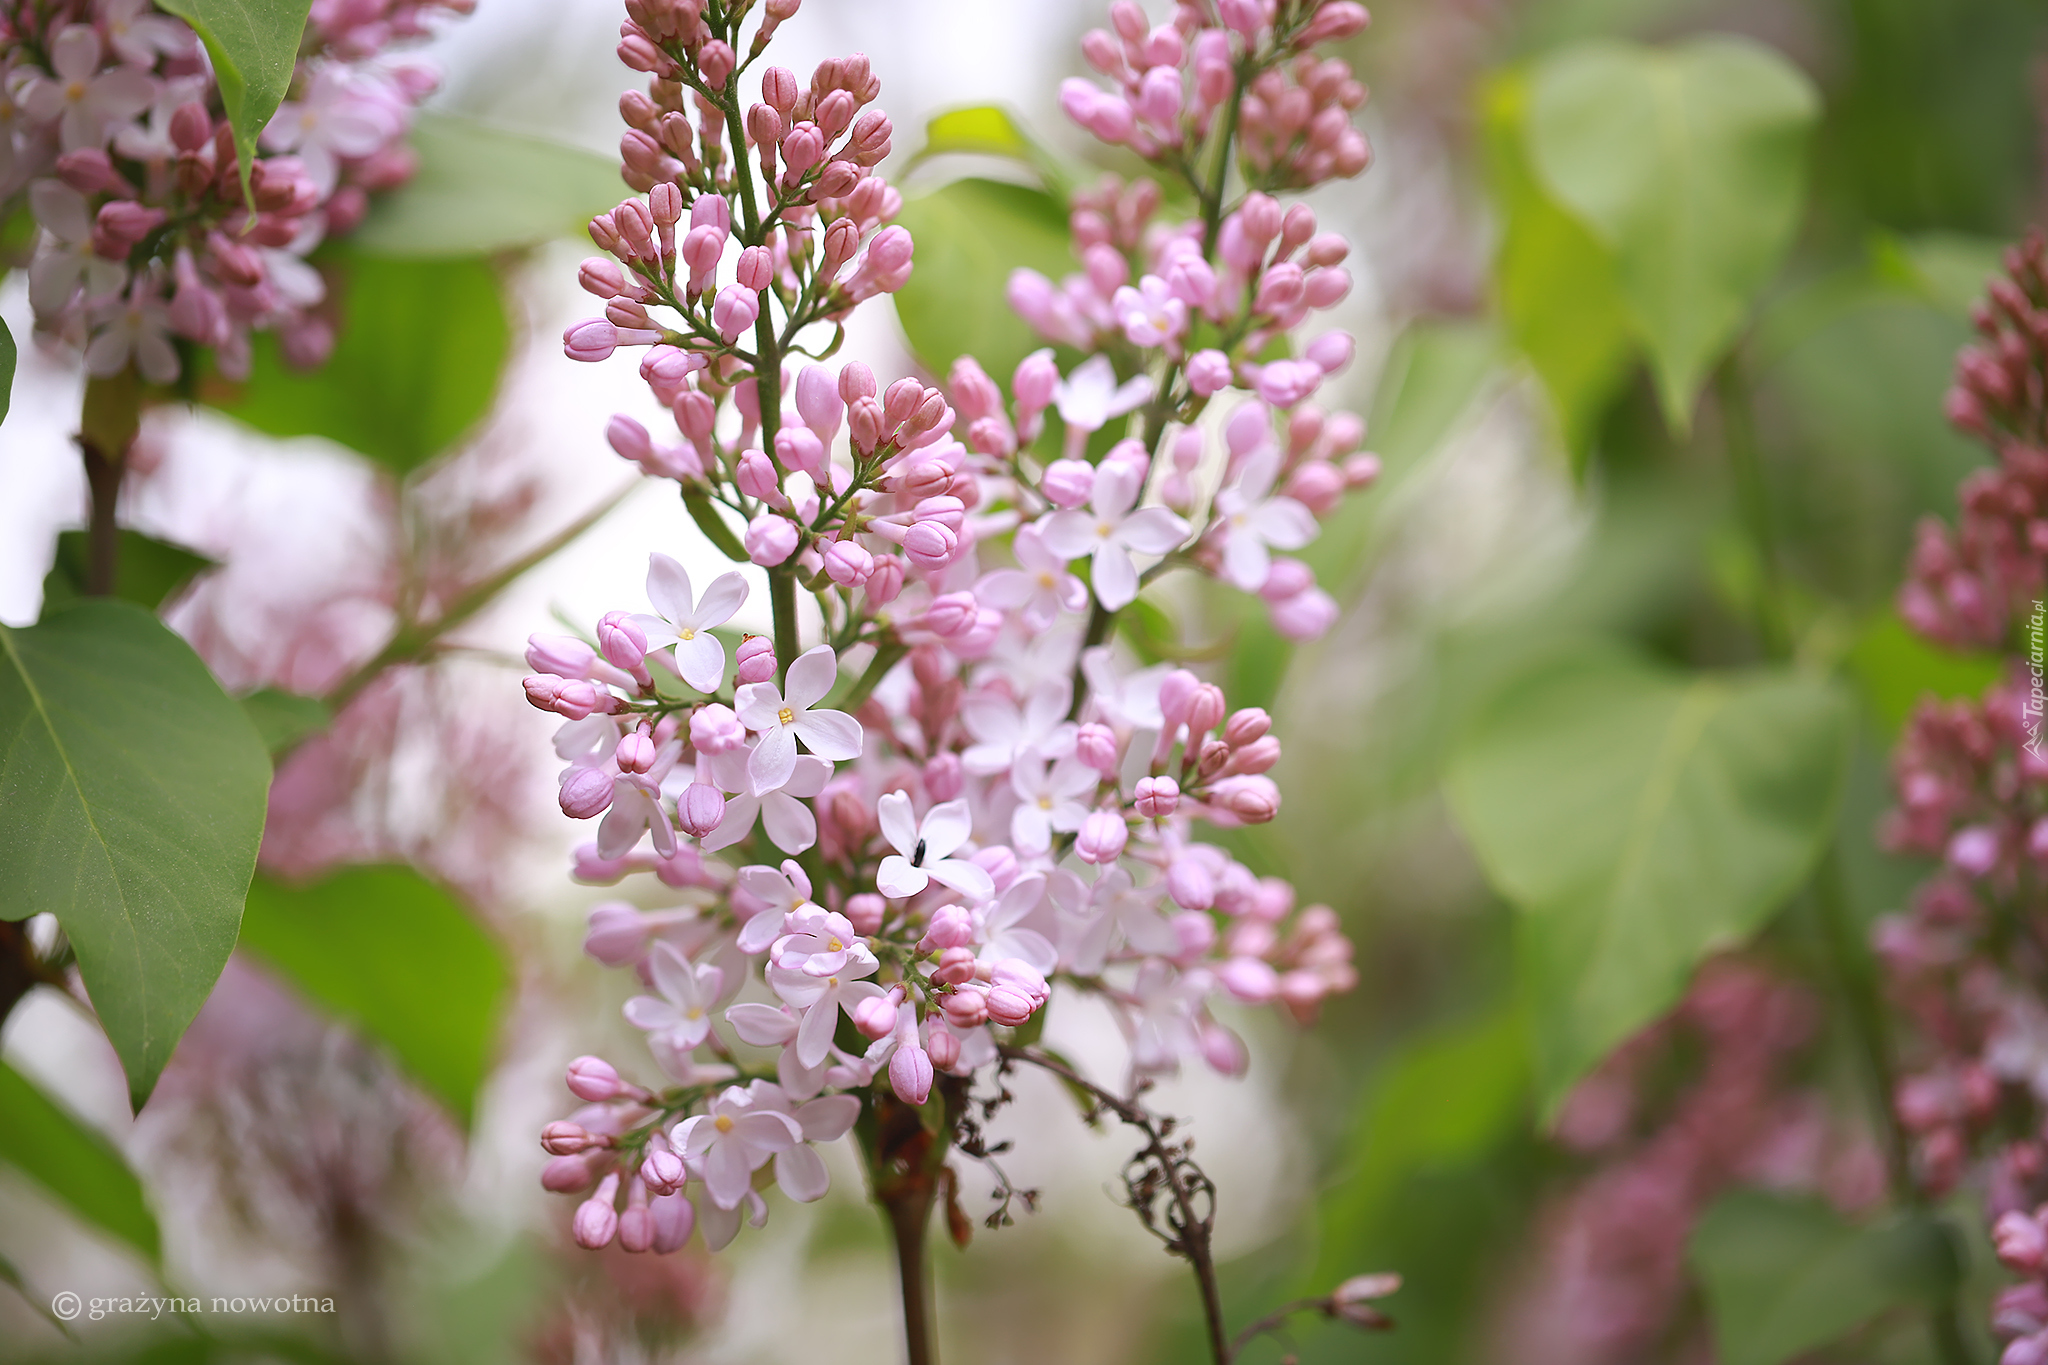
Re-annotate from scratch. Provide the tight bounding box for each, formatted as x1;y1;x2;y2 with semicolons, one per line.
560;767;615;819
890;1043;934;1104
941;990;988;1028
681;224;723;290
865;555;906;606
1167;856;1216;910
527;634;596;678
848;396;886;452
1253;359;1324;407
1214;775;1281;823
1343;452;1381;487
922;904;975;950
737;448;783;502
649;1191;694;1253
1135;775;1180;818
1077;810;1130;864
1304;268;1352;309
1284;460;1346;515
846;992;898;1042
1307;330;1355;374
564;319;620;362
1014;349;1060;434
845;893;886;936
1042;458;1096;508
698;39;736;86
678;783;726;838
924;751;965;801
774;426;826;480
1225;708;1272;747
1948;826;2000;876
934;947;979;986
598;611;649;671
1219;957;1280;1004
1076;722;1120;774
688;704;744;753
526;675;604;720
641;1145;686;1195
574;1174;622;1249
985;984;1037;1027
1185;683;1226;738
736;636;777;684
616;732;657;774
1227;735;1282;775
1996;1211;2048;1273
567;1055;626;1102
714;284;761;342
1200;1022;1249;1076
580;256;627;297
1299;0;1370;43
824;538;875;587
797;365;845;440
972;844;1020;893
746;513;800;565
584;902;647;965
762;65;799;112
542;1153;602;1193
542;1121;598;1155
902;520;959;570
919;1030;959;1071
736;245;774;291
1158;669;1201;727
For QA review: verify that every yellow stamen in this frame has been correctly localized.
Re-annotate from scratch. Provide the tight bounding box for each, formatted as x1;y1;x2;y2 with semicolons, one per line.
777;706;795;725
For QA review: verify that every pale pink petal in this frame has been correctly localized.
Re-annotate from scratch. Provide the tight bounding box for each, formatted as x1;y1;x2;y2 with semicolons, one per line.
927;858;996;903
876;791;919;857
646;552;696;623
760;791;818;854
1090;543;1140;610
793;708;862;762
1038;511;1102;560
775;1143;830;1202
693;571;750;628
748;726;799;796
676;631;727;692
795;1093;861;1142
921;800;974;860
1116;507;1190;555
877;855;928;899
783;645;840;711
725;1002;797;1046
703;1134;754;1208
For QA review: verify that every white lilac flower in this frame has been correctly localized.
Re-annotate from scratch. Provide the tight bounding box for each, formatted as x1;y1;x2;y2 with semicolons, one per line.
735;644;864;793
876;793;995;902
1053;353;1153;434
674;1085;803;1209
767;961;885;1068
976;872;1059;975
1211;449;1319;591
1050;865;1179;975
700;749;832;854
961;676;1076;776
632;553;749;692
1008;750;1097;854
975;522;1090;630
19;26;154;151
1040;463;1190;611
624;942;725;1056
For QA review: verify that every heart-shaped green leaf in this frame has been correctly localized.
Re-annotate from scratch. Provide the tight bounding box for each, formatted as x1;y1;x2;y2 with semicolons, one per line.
1446;649;1851;1115
1525;37;1819;433
0;600;271;1110
153;0;315;206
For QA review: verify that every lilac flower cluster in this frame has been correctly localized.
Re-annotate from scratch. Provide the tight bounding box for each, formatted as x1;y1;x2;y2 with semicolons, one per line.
1878;231;2048;1365
529;0;1368;1264
2;0;466;382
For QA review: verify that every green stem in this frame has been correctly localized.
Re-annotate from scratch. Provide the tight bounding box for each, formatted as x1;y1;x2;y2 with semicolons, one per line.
77;370;141;598
769;567;799;675
1718;360;1789;660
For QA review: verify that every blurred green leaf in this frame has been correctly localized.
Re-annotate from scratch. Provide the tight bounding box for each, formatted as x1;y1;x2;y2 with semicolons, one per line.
1871;231;2008;318
683;487;749;563
1848;614;2004;736
0;1060;159;1265
1525;37;1819;433
209;253;509;476
153;0;313;206
908;106;1070;197
1446;649;1852;1116
353;114;625;258
1691;1190;1959;1365
892;177;1074;385
1;313;14;423
238;688;332;756
1482;68;1635;468
241;866;510;1125
40;529;215;615
0;601;271;1110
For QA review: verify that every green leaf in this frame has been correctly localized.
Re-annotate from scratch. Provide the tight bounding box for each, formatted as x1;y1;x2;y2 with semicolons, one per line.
40;529;215;614
153;0;315;207
238;688;332;756
1481;69;1635;469
352;113;625;258
907;106;1071;197
1848;614;2004;737
241;866;510;1125
1445;649;1852;1116
1871;231;2010;319
0;1060;160;1265
0;600;271;1110
1;312;14;424
1525;37;1820;434
683;488;749;563
891;178;1075;387
1691;1189;1959;1365
208;252;509;476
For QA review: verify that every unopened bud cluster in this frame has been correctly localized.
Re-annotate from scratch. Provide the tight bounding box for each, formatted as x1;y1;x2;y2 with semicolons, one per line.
3;0;468;382
529;0;1366;1262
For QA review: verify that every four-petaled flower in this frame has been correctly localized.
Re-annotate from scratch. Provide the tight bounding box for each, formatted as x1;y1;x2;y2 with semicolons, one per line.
633;553;749;692
976;523;1090;630
961;677;1077;776
699;749;833;854
20;26;154;151
674;1086;804;1209
876;793;996;902
1041;462;1190;610
1212;449;1319;592
767;960;885;1067
773;905;877;978
736;644;864;793
1008;749;1099;853
624;942;726;1055
1054;354;1154;434
1113;275;1188;349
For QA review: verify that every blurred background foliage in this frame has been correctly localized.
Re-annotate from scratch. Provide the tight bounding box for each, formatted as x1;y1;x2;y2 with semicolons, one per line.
2;0;2045;1361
